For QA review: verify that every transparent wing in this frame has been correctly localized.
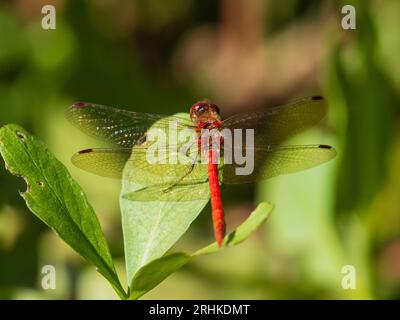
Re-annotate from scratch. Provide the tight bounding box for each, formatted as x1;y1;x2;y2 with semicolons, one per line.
222;144;336;184
71;146;209;185
122;182;210;201
221;96;328;146
71;148;131;179
66;102;195;147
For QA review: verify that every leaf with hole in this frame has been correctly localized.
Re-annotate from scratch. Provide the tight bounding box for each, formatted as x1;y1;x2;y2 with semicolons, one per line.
0;124;126;299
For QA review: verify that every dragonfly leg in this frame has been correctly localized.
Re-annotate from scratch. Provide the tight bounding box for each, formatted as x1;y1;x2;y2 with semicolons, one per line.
162;163;196;193
183;140;198;164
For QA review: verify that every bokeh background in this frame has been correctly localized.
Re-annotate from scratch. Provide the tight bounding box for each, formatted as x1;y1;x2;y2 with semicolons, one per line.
1;0;399;299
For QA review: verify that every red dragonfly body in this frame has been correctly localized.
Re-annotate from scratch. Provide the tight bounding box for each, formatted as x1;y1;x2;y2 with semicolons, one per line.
190;101;225;246
207;151;225;247
67;96;336;247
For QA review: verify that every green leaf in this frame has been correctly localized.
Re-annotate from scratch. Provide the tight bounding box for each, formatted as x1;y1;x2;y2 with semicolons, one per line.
193;202;273;256
128;202;272;299
120;114;209;283
0;124;126;299
128;252;191;300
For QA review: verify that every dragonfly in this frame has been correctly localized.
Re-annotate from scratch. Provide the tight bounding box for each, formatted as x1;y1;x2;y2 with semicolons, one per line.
66;96;336;247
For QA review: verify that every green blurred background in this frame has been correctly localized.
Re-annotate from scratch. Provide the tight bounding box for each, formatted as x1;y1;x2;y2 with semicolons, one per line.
0;0;399;299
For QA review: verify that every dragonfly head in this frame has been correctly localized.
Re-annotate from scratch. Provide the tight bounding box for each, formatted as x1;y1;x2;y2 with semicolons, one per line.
190;100;221;125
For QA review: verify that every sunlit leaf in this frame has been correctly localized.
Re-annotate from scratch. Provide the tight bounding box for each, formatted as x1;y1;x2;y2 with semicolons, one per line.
120;114;209;283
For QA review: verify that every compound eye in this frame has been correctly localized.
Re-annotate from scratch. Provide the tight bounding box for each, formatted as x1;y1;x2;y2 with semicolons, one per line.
195;103;206;113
